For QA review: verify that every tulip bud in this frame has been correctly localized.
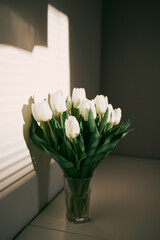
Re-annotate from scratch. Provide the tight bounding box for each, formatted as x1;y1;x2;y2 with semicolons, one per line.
94;95;108;115
65;116;80;139
31;101;52;122
67;96;72;112
72;88;86;108
113;108;122;125
79;99;96;121
107;104;115;124
50;90;67;113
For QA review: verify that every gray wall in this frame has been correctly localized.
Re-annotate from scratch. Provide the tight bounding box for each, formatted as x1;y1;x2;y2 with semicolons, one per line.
101;1;160;159
0;0;47;51
0;1;103;239
0;0;102;98
50;0;102;99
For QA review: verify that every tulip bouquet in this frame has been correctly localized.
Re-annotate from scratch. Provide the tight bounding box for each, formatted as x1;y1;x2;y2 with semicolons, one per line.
30;88;132;222
30;88;131;179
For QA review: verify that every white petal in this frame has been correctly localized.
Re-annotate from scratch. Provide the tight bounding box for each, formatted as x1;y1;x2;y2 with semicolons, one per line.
114;108;122;125
65;116;80;139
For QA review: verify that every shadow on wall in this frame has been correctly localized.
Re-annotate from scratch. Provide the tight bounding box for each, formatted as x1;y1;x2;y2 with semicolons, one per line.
22;97;51;210
0;0;47;52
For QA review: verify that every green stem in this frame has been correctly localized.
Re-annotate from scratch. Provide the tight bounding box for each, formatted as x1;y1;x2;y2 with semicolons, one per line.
60;113;63;128
65;179;91;220
77;108;80;120
48;121;55;142
99;114;102;123
48;121;58;150
41;122;50;144
73;138;77;158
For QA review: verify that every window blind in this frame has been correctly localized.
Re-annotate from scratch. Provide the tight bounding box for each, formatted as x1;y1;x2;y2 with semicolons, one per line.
0;5;70;191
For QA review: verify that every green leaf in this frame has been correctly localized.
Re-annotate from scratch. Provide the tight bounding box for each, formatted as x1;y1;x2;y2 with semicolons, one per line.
43;121;55;147
105;113;113;132
79;126;100;177
86;139;119;177
41;143;78;178
78;116;84;132
30;116;48;151
82;120;133;177
48;117;62;150
79;157;93;178
50;123;76;164
92;128;131;165
87;109;96;133
95;114;100;128
86;127;100;156
76;133;85;153
74;134;87;170
50;113;61;129
62;110;69;126
101;120;132;145
99;108;108;134
71;105;79;120
63;137;77;163
58;138;70;159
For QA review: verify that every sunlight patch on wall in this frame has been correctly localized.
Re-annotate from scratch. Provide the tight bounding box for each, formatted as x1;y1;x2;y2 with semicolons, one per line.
0;5;70;191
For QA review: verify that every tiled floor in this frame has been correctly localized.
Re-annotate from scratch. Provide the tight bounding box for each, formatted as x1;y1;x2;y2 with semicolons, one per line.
15;156;160;240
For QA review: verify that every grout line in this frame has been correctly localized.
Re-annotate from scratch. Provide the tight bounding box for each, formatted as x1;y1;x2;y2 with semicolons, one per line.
29;224;110;240
14;189;64;239
28;188;64;224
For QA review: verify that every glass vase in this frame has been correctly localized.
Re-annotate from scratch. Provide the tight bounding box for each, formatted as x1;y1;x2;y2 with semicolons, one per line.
64;177;92;223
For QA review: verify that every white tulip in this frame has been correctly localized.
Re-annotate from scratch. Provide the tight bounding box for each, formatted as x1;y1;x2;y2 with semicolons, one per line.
94;95;108;114
79;99;96;121
72;88;86;108
113;108;122;125
67;96;72;112
107;104;115;124
65;116;80;139
50;90;67;113
31;101;52;122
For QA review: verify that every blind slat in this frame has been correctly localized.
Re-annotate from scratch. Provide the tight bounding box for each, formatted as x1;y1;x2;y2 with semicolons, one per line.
0;156;32;181
0;163;34;191
0;146;28;166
